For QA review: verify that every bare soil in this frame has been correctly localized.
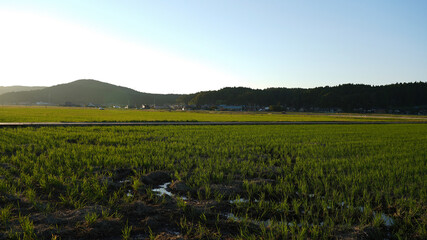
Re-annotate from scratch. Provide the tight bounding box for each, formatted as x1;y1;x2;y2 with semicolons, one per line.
0;169;389;239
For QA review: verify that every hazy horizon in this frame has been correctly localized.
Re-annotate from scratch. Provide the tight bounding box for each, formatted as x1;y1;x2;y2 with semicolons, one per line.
1;1;426;94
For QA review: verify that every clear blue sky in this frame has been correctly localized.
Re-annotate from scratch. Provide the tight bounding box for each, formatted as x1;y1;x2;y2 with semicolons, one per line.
1;0;426;93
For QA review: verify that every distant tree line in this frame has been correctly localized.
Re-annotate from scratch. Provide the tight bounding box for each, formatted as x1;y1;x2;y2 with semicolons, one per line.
177;82;427;112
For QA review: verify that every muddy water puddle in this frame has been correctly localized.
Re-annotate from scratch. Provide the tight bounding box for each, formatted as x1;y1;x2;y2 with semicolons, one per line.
152;182;173;197
126;190;133;197
229;198;252;204
152;182;188;200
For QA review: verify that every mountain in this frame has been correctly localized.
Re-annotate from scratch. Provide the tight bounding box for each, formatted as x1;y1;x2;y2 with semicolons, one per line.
2;80;426;112
0;79;180;106
0;86;46;95
178;82;427;112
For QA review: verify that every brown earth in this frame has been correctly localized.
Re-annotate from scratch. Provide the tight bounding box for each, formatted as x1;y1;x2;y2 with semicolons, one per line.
0;168;391;239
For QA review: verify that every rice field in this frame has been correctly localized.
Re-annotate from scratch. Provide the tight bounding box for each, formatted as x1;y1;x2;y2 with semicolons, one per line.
0;124;426;239
0;106;426;123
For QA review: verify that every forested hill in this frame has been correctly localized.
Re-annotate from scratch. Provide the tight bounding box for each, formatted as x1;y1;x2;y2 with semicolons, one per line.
0;79;180;106
1;80;426;111
178;82;427;111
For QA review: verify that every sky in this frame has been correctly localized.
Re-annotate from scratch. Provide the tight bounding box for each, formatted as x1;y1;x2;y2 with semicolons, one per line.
0;0;426;94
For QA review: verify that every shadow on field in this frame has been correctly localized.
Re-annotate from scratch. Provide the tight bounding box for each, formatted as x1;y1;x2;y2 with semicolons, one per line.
0;167;397;239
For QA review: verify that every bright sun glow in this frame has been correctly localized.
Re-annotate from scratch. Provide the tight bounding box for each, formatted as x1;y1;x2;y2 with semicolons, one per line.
0;10;244;93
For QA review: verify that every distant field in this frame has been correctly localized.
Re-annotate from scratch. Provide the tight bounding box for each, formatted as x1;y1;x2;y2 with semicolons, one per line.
0;124;425;239
0;106;426;123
